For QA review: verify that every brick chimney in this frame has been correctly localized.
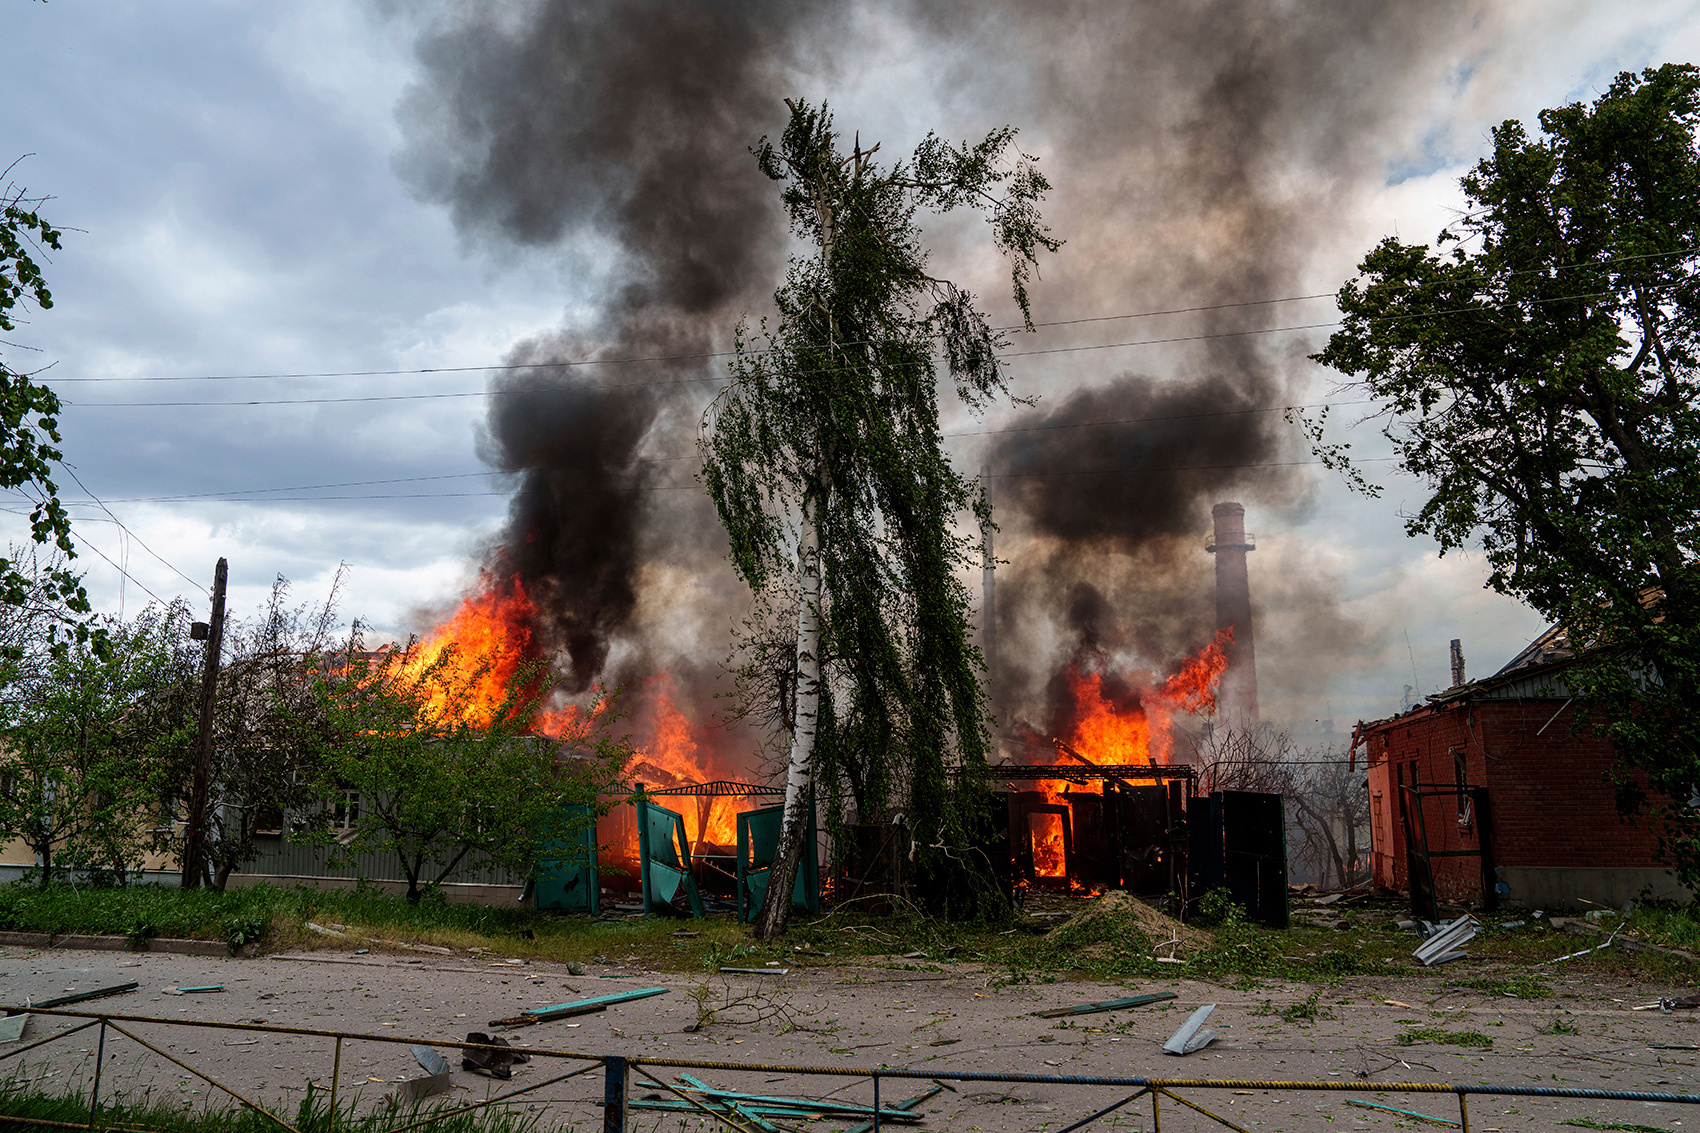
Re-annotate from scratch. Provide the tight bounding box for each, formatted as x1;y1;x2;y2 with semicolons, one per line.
1207;501;1259;724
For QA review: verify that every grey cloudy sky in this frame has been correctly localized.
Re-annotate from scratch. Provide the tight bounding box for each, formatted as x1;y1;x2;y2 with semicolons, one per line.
5;1;1699;742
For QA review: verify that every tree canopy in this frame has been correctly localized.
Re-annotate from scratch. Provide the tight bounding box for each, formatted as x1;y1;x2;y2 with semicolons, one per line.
1310;64;1700;881
700;100;1057;935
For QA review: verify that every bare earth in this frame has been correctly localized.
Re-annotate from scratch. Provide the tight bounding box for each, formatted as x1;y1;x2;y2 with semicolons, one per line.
3;943;1698;1131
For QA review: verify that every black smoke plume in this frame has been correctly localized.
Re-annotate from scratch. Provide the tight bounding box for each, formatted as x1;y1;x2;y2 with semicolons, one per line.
394;0;818;687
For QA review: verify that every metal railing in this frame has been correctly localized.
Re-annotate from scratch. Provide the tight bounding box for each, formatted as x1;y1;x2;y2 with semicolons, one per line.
4;1004;1698;1133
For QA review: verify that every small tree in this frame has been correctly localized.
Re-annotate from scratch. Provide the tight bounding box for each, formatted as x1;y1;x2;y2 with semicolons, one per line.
149;574;350;890
0;601;197;885
701;100;1058;938
1308;64;1700;885
313;638;629;903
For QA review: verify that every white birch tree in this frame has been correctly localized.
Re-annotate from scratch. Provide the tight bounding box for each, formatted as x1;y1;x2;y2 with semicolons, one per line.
700;100;1058;938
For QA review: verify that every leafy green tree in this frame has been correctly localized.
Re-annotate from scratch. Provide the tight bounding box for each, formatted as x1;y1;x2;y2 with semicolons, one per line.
700;100;1058;937
0;601;197;886
311;639;630;903
0;173;89;640
1309;64;1700;883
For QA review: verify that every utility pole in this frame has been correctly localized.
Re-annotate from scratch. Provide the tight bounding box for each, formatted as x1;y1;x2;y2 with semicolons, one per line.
980;464;996;684
180;558;227;890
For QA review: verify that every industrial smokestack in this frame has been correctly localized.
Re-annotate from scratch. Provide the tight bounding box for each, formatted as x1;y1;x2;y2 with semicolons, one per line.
1449;638;1465;688
1207;501;1258;724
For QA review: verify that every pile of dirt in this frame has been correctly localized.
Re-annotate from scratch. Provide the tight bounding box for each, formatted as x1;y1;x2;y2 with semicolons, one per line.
1049;891;1214;960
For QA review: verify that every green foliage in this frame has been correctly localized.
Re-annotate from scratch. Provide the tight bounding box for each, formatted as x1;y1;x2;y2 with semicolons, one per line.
1195;887;1246;927
0;1076;541;1133
0;173;91;641
1448;974;1553;998
1541;1017;1583;1035
0;601;199;885
1279;992;1333;1024
1310;65;1700;886
1398;1025;1495;1048
308;639;630;902
700;100;1058;922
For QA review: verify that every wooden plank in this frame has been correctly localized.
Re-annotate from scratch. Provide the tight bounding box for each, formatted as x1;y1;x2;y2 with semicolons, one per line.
1033;991;1176;1018
523;986;668;1019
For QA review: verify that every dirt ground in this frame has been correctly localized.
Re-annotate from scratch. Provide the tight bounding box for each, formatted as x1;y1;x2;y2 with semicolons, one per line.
4;943;1700;1132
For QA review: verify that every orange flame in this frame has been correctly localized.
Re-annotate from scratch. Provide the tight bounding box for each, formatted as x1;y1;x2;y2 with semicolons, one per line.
1021;631;1230;889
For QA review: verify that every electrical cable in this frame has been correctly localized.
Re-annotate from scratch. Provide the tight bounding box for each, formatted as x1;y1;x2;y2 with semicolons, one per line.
71;529;173;608
59;465;207;594
47;280;1649;408
37;243;1700;388
47;397;1382;504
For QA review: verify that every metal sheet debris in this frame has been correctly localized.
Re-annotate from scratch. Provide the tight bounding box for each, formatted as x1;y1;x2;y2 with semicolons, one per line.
1162;1003;1217;1055
0;1015;26;1043
390;1071;451;1103
522;986;668;1021
1343;1099;1459;1127
1413;915;1478;965
31;983;140;1008
1034;992;1177;1019
411;1044;450;1076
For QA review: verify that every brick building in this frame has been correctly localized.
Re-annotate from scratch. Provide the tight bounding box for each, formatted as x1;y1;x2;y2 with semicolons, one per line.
1356;627;1687;911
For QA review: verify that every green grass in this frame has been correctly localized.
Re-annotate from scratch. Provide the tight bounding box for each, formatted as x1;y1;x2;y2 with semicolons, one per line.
1540;1017;1583;1035
0;1077;551;1133
1396;1026;1494;1048
1446;974;1553;998
1279;992;1333;1024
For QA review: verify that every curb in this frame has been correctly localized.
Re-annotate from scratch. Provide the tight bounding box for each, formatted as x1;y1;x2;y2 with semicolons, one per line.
0;931;231;958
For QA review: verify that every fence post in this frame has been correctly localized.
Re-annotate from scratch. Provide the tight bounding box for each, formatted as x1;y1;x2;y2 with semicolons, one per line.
1151;1087;1161;1132
603;1056;627;1133
87;1019;107;1130
872;1071;881;1132
1457;1089;1471;1133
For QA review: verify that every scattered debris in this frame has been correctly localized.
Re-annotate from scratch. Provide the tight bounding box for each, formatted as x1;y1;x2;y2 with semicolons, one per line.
1343;1099;1459;1127
1384;1000;1414;1009
30;983;140;1008
412;1045;450;1076
1500;920;1526;929
390;1072;451;1104
305;922;346;938
0;1015;26;1043
460;1032;529;1080
521;986;668;1023
566;962;586;976
162;985;224;996
840;1083;946;1133
1314;893;1343;906
1034;992;1177;1019
629;1075;926;1124
1162;1003;1218;1055
720;967;791;975
1413;915;1478;965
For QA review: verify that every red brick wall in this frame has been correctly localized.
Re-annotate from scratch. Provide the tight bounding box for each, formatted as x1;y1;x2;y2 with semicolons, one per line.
1365;698;1661;903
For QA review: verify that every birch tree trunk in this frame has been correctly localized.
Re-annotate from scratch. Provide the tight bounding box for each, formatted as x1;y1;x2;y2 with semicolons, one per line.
754;491;823;939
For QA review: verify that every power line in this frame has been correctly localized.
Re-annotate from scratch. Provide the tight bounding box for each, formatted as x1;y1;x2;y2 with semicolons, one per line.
73;529;174;608
61;465;207;594
60;455;1410;506
38;244;1700;389
58;397;1373;504
51;278;1654;409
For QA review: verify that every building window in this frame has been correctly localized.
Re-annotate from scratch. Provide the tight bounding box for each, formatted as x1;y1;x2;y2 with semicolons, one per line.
1453;747;1472;827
